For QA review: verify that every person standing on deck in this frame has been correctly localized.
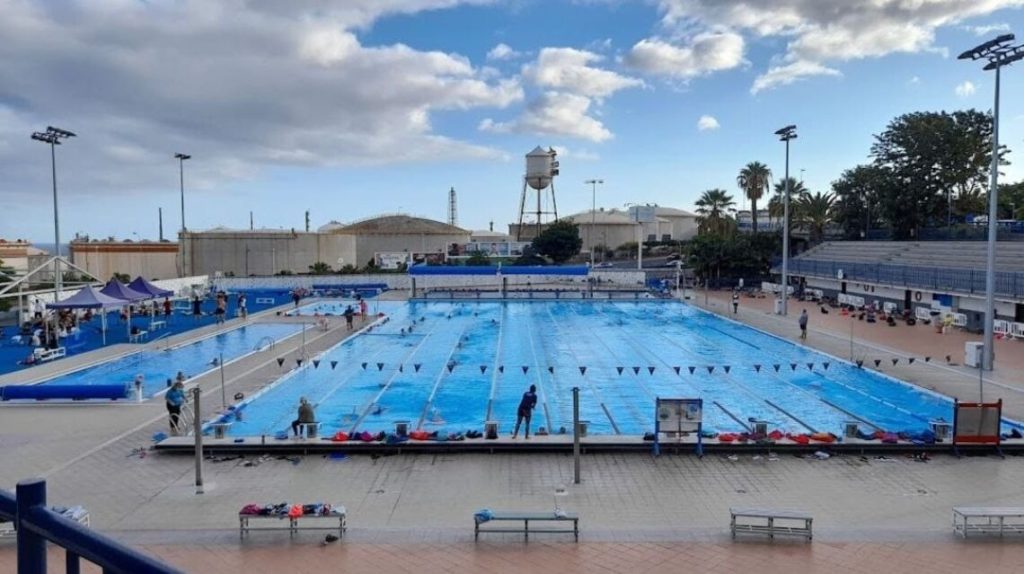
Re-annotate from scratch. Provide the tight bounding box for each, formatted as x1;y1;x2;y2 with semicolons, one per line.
358;297;368;320
512;384;538;439
343;305;355;331
238;293;247;320
799;309;808;341
732;291;739;314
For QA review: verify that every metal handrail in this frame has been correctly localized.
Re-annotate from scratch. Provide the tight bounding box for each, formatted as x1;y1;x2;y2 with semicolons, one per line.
254;336;275;352
2;480;181;573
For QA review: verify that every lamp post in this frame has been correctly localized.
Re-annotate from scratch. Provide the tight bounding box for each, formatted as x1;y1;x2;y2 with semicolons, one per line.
958;34;1023;371
175;153;191;277
775;125;797;316
585;179;603;267
31;126;76;299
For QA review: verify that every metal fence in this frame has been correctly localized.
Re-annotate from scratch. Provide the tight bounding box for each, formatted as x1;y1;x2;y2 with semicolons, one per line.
0;479;180;574
784;259;1024;299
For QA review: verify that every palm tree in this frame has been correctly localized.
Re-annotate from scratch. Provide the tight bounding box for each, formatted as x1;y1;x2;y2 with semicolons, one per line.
767;177;808;224
797;192;835;242
736;162;772;233
695;188;736;236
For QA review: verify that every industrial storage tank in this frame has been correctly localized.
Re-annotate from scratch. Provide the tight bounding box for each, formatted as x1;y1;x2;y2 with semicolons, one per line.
525;146;556;190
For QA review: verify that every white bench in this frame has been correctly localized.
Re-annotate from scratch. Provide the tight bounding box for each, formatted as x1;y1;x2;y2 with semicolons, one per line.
730;507;813;541
33;347;66;363
1011;322;1024;340
150;320;166;331
1;506;89;538
951;313;968;329
474;511;580;542
128;330;149;343
916;306;936;322
239;505;346;538
953;507;1024;538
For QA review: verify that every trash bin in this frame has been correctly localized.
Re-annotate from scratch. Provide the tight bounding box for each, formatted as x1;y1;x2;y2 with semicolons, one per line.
964;342;984;368
484;420;499;440
844;421;859;438
773;299;783;315
212;423;230;439
576;421;590;437
752;421;769;436
394;420;410;437
930;420;951;441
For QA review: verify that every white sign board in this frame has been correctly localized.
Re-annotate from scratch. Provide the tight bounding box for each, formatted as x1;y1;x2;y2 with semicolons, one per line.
657;398;702;427
374;252;408;270
629;205;657;223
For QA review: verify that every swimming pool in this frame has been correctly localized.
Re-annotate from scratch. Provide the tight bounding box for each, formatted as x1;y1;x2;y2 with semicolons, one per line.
222;301;1013;438
288;300;405;317
31;323;304;399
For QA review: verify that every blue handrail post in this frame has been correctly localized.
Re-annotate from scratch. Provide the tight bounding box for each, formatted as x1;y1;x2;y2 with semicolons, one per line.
16;478;46;574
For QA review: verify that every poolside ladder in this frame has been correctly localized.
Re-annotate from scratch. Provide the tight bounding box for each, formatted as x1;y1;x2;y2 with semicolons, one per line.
254;336;275;352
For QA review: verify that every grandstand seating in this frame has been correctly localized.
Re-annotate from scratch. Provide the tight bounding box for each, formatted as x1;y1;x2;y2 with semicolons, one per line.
796;242;1024;273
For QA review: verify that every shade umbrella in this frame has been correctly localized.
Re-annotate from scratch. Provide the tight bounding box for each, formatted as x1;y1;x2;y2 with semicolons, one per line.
128;277;175;328
49;285;125;345
100;280;150;341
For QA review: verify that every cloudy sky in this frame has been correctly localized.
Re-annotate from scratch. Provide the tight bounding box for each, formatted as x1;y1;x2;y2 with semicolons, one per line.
2;0;1024;241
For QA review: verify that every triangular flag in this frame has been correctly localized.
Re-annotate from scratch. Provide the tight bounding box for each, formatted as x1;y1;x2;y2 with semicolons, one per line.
312;359;320;369
548;366;554;374
579;366;587;376
377;362;385;371
773;364;781;372
688;366;696;375
522;366;529;374
276;357;285;367
447;364;455;373
924;356;931;363
806;363;814;371
706;366;715;374
856;360;864;368
790;363;798;371
822;362;830;370
330;360;338;370
648;366;656;375
361;362;367;370
908;358;916;365
874;359;882;367
296;358;303;367
723;366;731;374
754;364;762;372
617;367;625;375
891;358;899;366
480;365;487;374
673;366;680;375
414;363;422;373
498;366;504;373
632;366;641;375
398;365;404;372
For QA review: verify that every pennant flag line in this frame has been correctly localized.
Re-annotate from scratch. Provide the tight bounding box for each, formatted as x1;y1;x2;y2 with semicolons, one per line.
296;358;303;367
754;364;762;372
414;364;422;373
579;366;587;376
723;366;731;374
673;366;681;375
522;366;529;374
648;366;656;375
330;360;338;370
312;359;320;369
617;367;625;375
633;366;641;375
276;357;285;367
480;365;487;374
361;362;367;370
377;362;385;371
548;366;554;374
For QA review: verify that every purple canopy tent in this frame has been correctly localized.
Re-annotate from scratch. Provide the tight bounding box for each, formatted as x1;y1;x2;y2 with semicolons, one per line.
99;280;150;341
127;277;174;328
48;285;125;344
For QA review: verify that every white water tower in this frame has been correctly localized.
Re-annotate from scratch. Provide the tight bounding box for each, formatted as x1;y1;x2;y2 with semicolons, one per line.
517;146;560;240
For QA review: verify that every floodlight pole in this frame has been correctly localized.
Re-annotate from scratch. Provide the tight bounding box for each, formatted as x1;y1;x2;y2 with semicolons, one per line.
31;127;75;299
958;34;1023;371
585;179;603;267
775;125;797;316
176;153;191;277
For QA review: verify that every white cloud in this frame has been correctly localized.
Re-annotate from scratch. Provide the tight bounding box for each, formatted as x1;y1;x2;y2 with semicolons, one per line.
524;47;643;99
955;80;977;97
962;23;1012;35
697;115;720;131
909;76;921;84
652;0;1024;92
487;43;521;61
0;0;521;199
480;92;613;142
751;61;841;94
625;32;745;79
550;146;600;161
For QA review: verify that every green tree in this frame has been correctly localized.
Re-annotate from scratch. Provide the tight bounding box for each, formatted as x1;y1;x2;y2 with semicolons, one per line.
796;192;835;242
465;253;491;266
112;272;130;283
870;109;1002;238
531;219;582;263
308;261;333;274
767;177;808;226
513;245;547;266
694;189;736;237
736;161;771;233
830;165;887;239
998;180;1024;219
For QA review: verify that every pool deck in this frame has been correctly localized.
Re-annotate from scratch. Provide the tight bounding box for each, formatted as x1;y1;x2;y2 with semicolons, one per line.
4;293;1024;572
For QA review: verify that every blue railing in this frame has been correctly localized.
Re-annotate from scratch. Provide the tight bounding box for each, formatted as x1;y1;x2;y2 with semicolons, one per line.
782;259;1024;298
0;479;180;574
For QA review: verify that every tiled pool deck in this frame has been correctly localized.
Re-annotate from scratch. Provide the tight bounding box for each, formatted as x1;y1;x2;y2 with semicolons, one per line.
2;293;1024;572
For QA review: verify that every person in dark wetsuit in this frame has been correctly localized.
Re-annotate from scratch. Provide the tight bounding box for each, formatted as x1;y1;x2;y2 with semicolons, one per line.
511;384;538;439
343;305;355;331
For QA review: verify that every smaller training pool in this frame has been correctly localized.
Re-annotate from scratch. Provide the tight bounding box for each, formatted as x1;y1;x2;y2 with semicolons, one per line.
26;323;304;399
288;300;404;317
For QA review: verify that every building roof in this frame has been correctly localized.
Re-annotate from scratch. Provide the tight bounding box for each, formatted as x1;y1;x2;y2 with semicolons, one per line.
565;209;639;225
655;206;697;218
334;215;468;236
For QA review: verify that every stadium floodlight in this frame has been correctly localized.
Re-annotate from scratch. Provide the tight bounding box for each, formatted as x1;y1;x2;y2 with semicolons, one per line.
31;126;76;298
960;33;1024;373
585;179;604;267
776;124;797;316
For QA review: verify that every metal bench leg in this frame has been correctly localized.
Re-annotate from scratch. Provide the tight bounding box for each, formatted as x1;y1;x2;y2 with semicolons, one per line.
525;519;529;542
474;522;479;542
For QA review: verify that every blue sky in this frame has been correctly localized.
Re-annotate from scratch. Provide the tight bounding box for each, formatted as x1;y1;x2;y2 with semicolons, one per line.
2;0;1024;242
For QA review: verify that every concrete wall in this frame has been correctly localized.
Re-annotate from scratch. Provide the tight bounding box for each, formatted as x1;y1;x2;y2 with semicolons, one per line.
213;270;646;292
70;246;179;280
657;215;698;241
352;232;469;268
182;232;355;277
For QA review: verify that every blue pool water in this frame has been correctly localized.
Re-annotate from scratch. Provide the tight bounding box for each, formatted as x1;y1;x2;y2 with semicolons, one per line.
223;301;1014;438
289;301;405;317
33;323;304;398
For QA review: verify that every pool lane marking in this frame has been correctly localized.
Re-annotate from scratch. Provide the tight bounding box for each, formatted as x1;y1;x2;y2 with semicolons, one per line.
543;302;621;434
521;304;556;433
416;309;474;429
712;401;751;432
38;319;344;480
484;304;506;422
763;400;817;434
818;398;882;431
